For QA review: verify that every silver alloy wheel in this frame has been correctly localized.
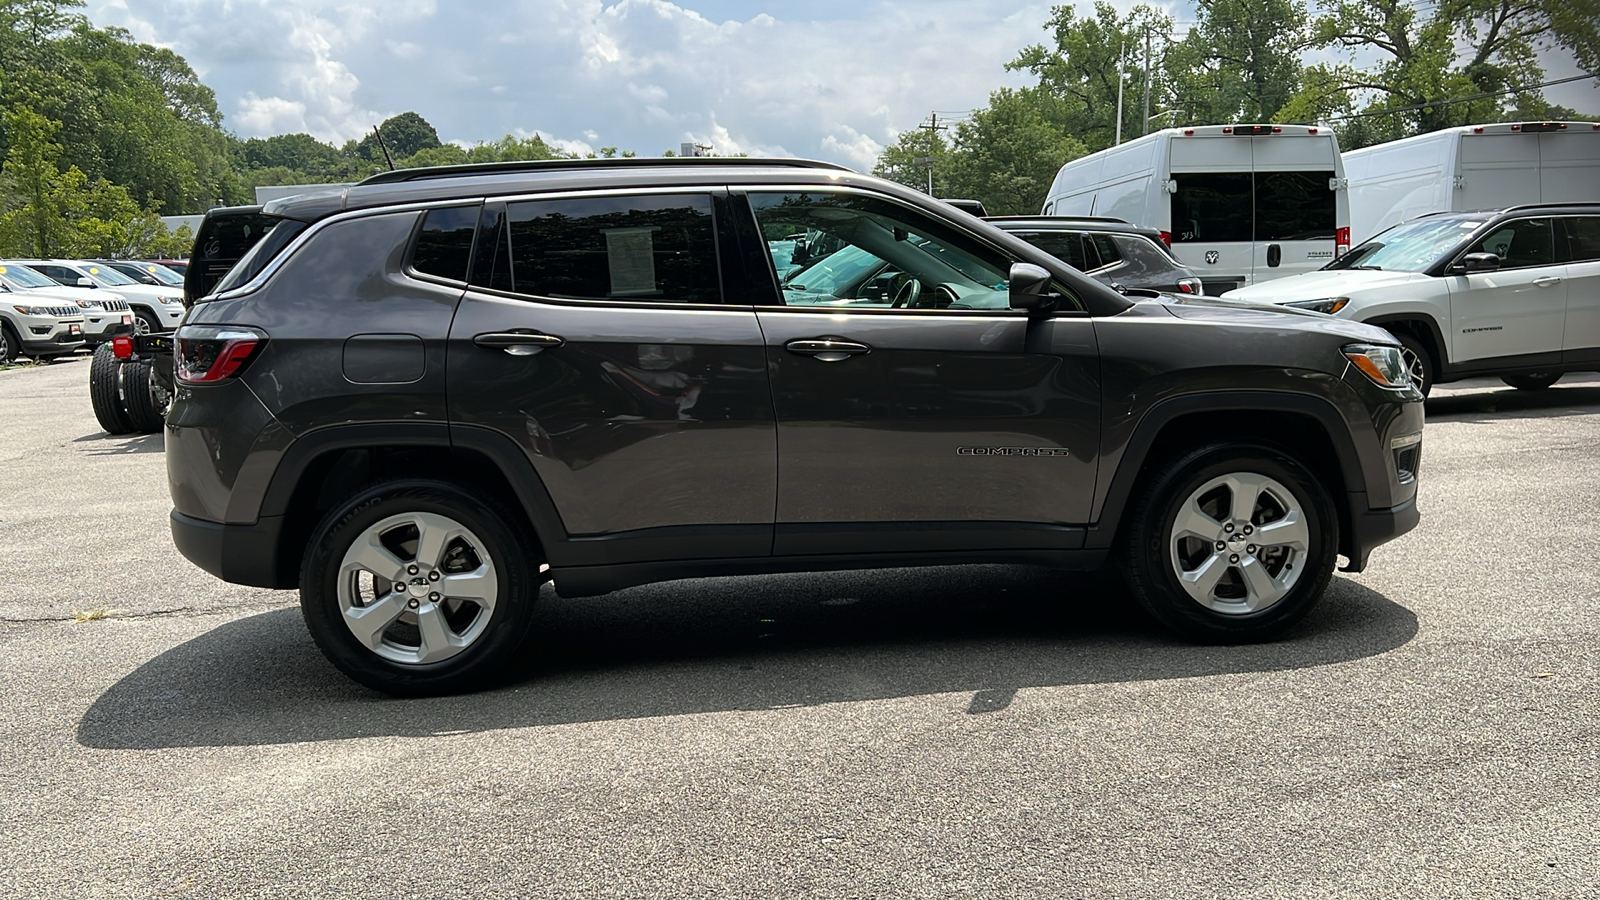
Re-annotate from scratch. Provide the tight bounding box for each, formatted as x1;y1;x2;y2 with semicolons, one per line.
1401;347;1426;387
1168;471;1309;615
336;511;500;665
0;327;10;361
132;316;149;335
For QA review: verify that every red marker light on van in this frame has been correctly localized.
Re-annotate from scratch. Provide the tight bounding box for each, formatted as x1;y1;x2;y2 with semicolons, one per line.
1222;127;1232;134
1335;227;1351;257
1158;230;1172;248
1272;126;1282;133
1511;124;1521;131
1184;128;1194;136
1473;127;1484;133
1308;127;1318;135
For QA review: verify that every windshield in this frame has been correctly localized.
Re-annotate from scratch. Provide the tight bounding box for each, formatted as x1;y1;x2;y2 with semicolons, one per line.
0;264;60;289
1324;215;1483;273
782;244;889;295
128;262;184;285
82;264;138;286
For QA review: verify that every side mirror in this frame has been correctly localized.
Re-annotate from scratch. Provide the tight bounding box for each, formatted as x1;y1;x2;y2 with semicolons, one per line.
76;277;96;288
1009;262;1055;311
1461;252;1500;274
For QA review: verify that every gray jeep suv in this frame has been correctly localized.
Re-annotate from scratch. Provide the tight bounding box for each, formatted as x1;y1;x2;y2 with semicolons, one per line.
166;158;1424;695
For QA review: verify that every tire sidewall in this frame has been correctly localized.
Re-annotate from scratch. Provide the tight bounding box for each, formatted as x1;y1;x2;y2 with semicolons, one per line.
1128;445;1337;642
1395;333;1433;397
300;480;540;695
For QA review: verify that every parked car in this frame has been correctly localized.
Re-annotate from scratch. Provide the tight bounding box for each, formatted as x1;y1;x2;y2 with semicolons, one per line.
146;259;188;276
1224;203;1600;394
988;216;1206;294
0;288;84;363
0;262;133;348
164;156;1422;696
98;259;185;287
13;259;185;334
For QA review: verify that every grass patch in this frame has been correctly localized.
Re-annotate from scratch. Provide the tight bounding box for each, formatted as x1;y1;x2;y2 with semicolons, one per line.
71;607;115;623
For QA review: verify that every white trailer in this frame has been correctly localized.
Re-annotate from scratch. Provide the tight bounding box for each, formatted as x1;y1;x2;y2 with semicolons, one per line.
1344;122;1600;244
1040;124;1349;293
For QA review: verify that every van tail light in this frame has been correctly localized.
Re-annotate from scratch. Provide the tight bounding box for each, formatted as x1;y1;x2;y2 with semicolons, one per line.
1335;227;1351;257
111;335;134;359
1158;230;1173;248
176;325;267;384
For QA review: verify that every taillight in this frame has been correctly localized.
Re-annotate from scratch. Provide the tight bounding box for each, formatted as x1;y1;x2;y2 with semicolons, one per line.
111;336;134;359
1158;230;1172;248
176;325;267;384
1335;227;1351;257
1177;278;1203;295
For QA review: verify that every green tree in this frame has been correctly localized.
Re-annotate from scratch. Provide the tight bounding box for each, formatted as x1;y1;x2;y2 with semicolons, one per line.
1282;0;1600;145
1165;0;1308;124
357;111;442;162
872;126;951;194
0;104;70;256
945;88;1088;215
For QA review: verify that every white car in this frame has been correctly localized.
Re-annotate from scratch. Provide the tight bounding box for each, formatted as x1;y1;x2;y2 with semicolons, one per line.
1224;204;1600;394
0;292;85;363
0;262;134;348
13;259;185;334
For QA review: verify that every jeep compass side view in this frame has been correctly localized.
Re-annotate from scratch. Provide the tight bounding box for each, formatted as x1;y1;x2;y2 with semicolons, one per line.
166;158;1423;695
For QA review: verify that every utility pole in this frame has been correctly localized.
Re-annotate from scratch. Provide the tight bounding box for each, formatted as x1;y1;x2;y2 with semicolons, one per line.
1114;42;1125;145
1141;30;1152;136
918;112;948;195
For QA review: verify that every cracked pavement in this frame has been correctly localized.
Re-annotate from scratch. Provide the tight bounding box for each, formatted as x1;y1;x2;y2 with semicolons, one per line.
2;356;1598;898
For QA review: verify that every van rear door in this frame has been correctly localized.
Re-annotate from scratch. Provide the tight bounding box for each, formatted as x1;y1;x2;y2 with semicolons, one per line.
1251;133;1342;283
183;207;279;305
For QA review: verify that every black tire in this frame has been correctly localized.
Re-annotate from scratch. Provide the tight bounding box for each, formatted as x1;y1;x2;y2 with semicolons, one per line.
1120;443;1338;643
1501;372;1560;391
133;309;161;335
0;321;19;363
1395;333;1433;397
299;480;543;696
89;344;137;435
122;360;169;434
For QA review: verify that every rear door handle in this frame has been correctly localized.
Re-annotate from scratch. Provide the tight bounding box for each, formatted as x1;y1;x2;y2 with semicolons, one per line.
785;337;870;362
474;331;565;356
1533;276;1562;288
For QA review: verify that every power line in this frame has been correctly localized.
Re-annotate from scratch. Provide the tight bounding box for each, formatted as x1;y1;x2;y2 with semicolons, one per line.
1316;71;1599;122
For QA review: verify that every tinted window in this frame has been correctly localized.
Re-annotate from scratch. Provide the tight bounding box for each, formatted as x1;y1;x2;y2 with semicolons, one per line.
208;218;307;298
1089;234;1122;267
1171;173;1252;243
503;193;719;304
1011;231;1087;269
1561;216;1600;263
1256;171;1336;241
1469;218;1555;269
411;205;478;282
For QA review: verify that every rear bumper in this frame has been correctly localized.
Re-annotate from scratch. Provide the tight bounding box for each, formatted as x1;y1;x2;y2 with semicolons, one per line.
170;509;294;589
1341;494;1419;573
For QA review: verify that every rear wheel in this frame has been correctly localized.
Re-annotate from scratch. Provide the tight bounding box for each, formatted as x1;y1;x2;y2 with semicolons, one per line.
89;344;136;435
122;360;170;434
1501;372;1560;391
1395;333;1433;397
299;480;543;696
1121;443;1338;642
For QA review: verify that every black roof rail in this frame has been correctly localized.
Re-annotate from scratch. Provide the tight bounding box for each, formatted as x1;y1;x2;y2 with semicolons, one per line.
358;156;854;186
1500;202;1599;213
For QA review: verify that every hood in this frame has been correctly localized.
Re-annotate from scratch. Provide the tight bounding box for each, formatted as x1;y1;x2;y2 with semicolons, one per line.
1222;269;1432;303
83;280;181;301
1137;290;1399;345
7;284;125;306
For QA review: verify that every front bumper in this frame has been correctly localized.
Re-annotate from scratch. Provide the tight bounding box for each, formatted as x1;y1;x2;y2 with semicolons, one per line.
20;327;86;355
83;314;135;344
1342;493;1419;572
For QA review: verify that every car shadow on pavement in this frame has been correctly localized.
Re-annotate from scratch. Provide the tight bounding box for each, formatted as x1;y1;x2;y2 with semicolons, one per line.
72;431;163;454
78;567;1417;750
1426;383;1600;423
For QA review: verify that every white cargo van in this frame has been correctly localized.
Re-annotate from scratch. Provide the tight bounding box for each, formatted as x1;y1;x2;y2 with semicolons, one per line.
1041;124;1350;293
1344;121;1600;244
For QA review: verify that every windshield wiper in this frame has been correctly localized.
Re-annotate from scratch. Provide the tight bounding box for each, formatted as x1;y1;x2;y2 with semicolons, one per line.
1346;265;1382;270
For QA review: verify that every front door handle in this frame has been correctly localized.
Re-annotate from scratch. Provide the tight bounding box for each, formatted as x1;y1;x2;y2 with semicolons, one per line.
785;337;870;362
474;331;565;356
1533;276;1562;288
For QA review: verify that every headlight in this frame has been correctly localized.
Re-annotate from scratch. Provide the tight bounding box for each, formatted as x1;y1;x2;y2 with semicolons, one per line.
1285;297;1350;315
159;295;184;304
1344;343;1411;388
12;306;51;316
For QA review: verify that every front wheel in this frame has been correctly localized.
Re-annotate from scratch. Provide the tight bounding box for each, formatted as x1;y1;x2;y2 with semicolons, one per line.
299;480;543;696
1121;444;1338;642
1501;373;1560;391
1396;334;1433;397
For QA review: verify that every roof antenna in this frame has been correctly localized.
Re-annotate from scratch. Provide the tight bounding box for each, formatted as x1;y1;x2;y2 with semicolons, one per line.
372;124;396;170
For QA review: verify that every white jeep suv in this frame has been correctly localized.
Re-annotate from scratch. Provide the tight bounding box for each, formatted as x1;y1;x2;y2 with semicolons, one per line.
1225;204;1600;394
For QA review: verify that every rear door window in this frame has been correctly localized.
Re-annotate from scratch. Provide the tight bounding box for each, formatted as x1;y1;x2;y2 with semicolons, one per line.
1256;171;1336;241
1171;173;1253;243
1560;216;1600;263
1088;234;1122;268
498;193;721;304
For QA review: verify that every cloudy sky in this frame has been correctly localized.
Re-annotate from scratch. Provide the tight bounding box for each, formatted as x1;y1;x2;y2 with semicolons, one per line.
86;0;1596;170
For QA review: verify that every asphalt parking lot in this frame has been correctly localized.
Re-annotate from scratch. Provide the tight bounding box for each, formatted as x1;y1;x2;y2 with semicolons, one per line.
2;355;1597;898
